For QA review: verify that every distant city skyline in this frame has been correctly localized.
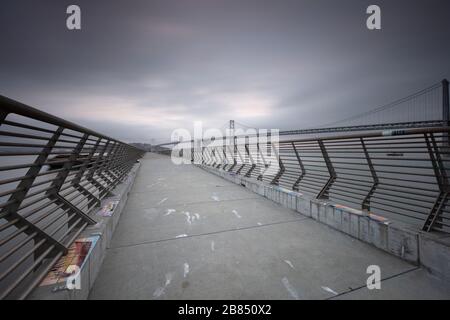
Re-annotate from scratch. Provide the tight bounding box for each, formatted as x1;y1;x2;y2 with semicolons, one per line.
1;0;450;143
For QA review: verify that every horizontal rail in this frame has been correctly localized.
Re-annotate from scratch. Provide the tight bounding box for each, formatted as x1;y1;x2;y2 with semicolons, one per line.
0;95;145;299
156;121;448;148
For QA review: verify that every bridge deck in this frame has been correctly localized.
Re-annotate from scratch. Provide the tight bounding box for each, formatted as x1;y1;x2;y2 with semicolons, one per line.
89;153;450;299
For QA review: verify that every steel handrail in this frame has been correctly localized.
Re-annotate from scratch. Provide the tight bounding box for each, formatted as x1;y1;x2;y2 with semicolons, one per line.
0;96;145;299
184;127;450;234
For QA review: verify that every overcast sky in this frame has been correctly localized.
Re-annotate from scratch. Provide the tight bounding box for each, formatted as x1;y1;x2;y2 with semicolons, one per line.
1;0;450;143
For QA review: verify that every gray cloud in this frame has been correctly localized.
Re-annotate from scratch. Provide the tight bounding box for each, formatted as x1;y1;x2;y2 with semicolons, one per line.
1;0;449;143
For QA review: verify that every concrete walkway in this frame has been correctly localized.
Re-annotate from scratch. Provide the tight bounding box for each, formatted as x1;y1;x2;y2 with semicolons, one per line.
89;153;450;300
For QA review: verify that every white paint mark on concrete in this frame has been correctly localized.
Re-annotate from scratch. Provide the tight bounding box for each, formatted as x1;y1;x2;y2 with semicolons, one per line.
183;263;190;278
175;234;188;238
165;209;176;216
211;195;220;201
194;213;200;220
321;286;338;295
211;241;215;251
165;272;173;286
183;211;192;224
146;182;160;189
232;209;241;218
153;286;165;298
157;197;168;205
153;272;173;298
282;277;300;300
284;260;295;270
257;222;262;226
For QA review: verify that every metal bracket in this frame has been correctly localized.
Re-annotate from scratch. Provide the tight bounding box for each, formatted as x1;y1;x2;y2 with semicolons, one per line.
423;133;449;231
361;138;379;211
52;194;96;225
271;143;285;185
74;184;101;207
235;146;246;175
7;212;68;255
226;145;237;172
292;142;305;191
256;142;268;181
317;140;336;199
245;144;256;177
221;145;228;170
423;192;448;232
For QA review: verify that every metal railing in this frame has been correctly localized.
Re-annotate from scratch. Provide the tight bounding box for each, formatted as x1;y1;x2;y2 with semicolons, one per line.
182;127;450;234
0;95;144;299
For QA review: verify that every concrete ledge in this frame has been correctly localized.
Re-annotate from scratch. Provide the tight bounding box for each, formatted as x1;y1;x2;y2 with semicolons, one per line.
419;232;450;282
196;164;450;284
28;162;141;300
297;196;311;217
387;221;419;264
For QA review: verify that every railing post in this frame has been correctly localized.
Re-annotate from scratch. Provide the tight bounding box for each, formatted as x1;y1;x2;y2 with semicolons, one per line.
255;132;260;178
226;145;236;172
292;142;305;191
218;145;224;168
93;142;118;196
270;142;284;185
72;137;100;184
442;79;449;150
235;143;246;175
99;142;119;183
47;133;96;225
257;142;267;181
0;126;68;254
201;139;205;165
317;140;336;199
203;146;209;166
222;136;227;170
212;146;218;167
428;133;448;193
0;110;8;124
443;79;449;125
107;144;126;180
245;143;256;177
70;137;102;207
85;139;110;194
233;135;237;164
110;144;127;178
361;138;378;211
423;133;449;231
102;144;136;195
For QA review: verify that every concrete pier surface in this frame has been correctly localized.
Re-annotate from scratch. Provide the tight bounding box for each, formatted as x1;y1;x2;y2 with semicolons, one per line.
89;153;450;300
